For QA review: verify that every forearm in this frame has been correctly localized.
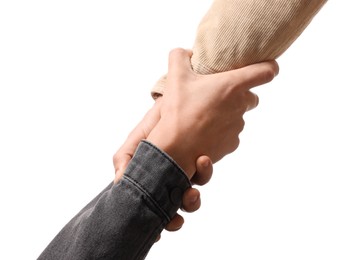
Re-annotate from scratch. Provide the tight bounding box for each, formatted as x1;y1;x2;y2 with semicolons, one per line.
38;141;190;260
152;0;327;98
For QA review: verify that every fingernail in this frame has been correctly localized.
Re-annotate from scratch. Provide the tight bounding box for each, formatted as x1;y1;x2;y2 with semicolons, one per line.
173;223;183;231
191;195;199;204
202;160;210;168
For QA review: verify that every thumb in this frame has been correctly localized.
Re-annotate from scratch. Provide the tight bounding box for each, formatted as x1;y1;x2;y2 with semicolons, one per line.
167;48;193;82
220;60;279;92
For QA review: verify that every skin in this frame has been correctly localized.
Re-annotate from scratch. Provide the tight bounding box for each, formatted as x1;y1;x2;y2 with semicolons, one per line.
113;48;278;240
112;97;213;236
147;48;278;176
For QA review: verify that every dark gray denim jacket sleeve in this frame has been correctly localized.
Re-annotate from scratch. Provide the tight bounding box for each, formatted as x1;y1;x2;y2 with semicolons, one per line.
38;140;191;260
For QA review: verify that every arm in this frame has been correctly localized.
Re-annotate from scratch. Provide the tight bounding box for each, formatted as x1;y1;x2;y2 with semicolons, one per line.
38;141;191;260
112;96;213;236
152;0;327;98
38;49;278;260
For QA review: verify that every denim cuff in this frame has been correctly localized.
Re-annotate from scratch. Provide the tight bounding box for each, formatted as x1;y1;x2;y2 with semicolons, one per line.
124;140;191;221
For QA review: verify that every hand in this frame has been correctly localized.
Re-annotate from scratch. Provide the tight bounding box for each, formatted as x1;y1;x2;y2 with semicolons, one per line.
112;98;213;239
147;48;279;176
157;154;213;242
113;98;162;185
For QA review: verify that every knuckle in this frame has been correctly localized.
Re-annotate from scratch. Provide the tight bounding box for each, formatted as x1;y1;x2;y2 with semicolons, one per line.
238;118;245;132
224;74;240;90
263;66;277;83
254;94;259;108
271;60;279;76
169;48;186;58
230;137;240;153
112;153;120;166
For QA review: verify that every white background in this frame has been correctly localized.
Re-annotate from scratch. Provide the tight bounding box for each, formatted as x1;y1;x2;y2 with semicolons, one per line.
1;1;361;259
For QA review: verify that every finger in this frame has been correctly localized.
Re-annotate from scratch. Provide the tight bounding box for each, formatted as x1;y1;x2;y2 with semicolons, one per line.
217;60;279;92
113;127;146;172
113;100;161;184
113;101;161;168
113;132;141;184
237;60;279;90
181;188;201;213
244;91;259;112
114;154;132;184
155;234;161;243
167;48;193;80
191;155;213;186
165;213;184;232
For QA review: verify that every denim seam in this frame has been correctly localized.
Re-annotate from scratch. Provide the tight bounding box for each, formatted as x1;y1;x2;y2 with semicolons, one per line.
123;175;171;222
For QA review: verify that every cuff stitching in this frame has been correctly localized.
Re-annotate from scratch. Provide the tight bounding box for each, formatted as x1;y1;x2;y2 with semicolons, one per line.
123;175;171;222
141;140;192;187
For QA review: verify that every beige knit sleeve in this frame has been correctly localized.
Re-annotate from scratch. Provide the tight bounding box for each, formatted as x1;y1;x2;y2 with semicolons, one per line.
151;0;327;98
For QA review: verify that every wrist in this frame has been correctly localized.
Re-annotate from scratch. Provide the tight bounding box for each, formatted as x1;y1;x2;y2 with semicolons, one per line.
147;124;196;178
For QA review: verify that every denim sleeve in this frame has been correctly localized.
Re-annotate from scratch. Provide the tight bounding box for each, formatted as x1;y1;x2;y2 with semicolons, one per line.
38;140;191;260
